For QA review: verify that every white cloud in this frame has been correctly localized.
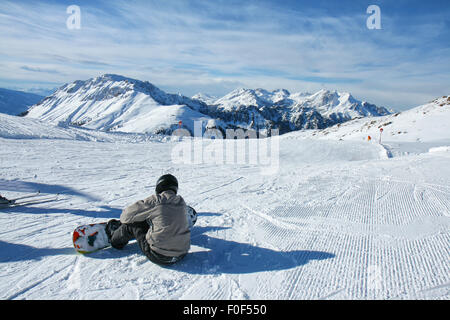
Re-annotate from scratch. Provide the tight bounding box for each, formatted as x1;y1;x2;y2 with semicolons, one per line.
0;0;448;110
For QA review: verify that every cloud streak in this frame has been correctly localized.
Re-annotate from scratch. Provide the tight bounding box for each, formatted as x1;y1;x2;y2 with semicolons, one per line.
0;0;448;110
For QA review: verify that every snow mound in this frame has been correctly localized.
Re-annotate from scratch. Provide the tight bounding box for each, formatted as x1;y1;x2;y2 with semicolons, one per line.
280;137;384;164
0;113;161;143
429;146;450;153
0;113;79;140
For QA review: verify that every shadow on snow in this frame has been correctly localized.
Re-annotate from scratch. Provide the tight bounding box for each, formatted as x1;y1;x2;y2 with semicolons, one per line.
172;226;335;274
4;205;122;219
1;179;124;218
0;179;100;201
0;214;336;275
67;225;335;274
0;240;76;262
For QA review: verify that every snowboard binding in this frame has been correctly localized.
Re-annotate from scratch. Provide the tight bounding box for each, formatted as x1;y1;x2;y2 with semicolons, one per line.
187;206;197;230
105;219;121;241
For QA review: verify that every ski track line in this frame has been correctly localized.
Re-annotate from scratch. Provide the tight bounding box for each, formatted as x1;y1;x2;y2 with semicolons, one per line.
413;184;425;204
388;234;447;299
230;276;250;300
282;232;345;299
339;179;433;227
325;178;372;226
324;184;355;205
318;288;346;300
367;175;450;196
424;188;450;217
5;262;74;300
66;256;82;293
283;254;309;299
239;201;306;235
237;198;326;299
241;203;337;298
382;236;450;300
0;214;79;240
422;184;450;197
197;192;231;205
184;276;230;300
199;176;244;195
418;282;450;297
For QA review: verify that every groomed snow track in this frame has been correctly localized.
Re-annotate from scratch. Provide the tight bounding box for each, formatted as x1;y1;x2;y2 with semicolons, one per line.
0;134;449;300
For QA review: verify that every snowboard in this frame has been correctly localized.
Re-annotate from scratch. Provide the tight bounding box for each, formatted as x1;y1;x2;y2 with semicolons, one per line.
72;222;109;254
72;206;197;254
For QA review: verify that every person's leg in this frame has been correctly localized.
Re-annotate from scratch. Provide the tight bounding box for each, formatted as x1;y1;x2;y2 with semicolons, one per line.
148;250;186;265
128;221;154;259
128;222;186;265
110;223;134;249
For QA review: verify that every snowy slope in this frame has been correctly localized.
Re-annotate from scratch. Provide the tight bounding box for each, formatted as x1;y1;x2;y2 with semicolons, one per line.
0;113;80;140
0;131;449;300
0;112;163;143
0;88;44;116
289;95;450;156
307;95;450;142
0;96;449;300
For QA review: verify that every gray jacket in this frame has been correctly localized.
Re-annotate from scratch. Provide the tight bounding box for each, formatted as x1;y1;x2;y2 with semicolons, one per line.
120;190;190;257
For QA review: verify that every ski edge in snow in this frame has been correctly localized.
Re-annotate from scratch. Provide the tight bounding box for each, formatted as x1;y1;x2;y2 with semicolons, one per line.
0;194;60;209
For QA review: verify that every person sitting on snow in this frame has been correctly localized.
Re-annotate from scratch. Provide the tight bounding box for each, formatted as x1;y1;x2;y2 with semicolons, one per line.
105;174;191;265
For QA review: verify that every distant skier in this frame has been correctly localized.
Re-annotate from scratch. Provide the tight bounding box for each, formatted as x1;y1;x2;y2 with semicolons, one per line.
105;174;191;265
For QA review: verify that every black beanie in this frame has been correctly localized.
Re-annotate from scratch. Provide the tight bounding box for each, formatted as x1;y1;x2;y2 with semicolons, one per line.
155;174;178;194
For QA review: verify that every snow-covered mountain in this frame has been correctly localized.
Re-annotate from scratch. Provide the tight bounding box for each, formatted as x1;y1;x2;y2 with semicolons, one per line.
202;88;391;133
26;74;210;134
191;93;218;105
26;74;390;135
303;95;450;142
0;88;44;116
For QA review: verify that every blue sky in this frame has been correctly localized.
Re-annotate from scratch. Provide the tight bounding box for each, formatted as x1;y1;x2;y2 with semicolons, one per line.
0;0;449;111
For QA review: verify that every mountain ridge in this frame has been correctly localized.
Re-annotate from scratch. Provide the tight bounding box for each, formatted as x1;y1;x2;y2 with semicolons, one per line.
0;88;44;116
25;74;391;135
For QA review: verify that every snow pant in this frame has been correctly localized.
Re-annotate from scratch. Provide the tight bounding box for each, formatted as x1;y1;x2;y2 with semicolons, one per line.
110;221;186;265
